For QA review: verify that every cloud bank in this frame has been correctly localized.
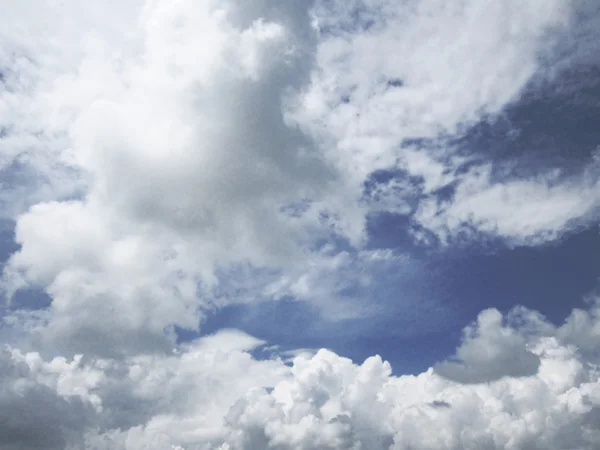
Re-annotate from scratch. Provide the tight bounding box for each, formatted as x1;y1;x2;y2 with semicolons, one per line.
1;303;600;449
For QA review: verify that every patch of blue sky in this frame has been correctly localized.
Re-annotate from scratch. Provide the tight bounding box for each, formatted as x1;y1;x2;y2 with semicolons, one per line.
184;36;600;374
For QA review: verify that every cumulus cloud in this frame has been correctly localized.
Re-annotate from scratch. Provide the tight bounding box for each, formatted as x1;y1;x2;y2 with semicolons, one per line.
1;0;344;358
0;304;599;449
0;348;95;450
434;308;541;383
558;296;600;362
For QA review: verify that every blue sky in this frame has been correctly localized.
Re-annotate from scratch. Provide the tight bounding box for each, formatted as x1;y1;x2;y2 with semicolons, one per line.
1;0;600;449
191;61;600;375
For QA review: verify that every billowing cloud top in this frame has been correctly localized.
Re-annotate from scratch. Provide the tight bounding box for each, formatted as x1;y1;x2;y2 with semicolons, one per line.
0;0;599;448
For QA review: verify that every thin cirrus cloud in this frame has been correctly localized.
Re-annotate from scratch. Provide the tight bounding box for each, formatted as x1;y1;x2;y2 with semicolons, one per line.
0;0;599;449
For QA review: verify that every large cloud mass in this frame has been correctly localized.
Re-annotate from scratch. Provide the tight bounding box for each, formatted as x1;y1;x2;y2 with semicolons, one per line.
1;0;600;448
1;305;600;449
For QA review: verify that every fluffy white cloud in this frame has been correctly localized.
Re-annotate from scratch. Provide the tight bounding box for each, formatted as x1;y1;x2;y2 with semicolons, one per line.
434;308;541;383
0;303;599;449
1;0;344;358
3;200;200;357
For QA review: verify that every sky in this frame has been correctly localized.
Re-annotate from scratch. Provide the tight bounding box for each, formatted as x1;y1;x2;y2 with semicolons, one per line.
0;0;600;449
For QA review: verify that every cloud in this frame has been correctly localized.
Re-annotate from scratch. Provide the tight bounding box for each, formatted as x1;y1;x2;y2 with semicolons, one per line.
0;348;96;450
558;296;600;362
413;157;600;246
1;0;348;358
3;200;200;358
298;0;572;168
294;0;600;247
0;302;599;449
434;308;541;383
262;248;411;320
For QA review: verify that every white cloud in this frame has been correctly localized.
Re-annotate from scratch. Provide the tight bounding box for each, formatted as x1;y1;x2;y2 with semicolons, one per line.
3;200;200;357
263;248;409;320
0;302;599;449
298;0;571;170
434;308;541;383
57;0;331;269
1;0;346;358
294;0;600;246
558;297;600;361
414;160;600;245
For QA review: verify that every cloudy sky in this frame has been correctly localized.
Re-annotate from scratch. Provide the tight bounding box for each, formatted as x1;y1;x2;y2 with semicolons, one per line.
1;0;600;449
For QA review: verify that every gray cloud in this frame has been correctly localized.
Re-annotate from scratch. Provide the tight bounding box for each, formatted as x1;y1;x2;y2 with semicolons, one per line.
434;308;541;383
0;349;95;450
